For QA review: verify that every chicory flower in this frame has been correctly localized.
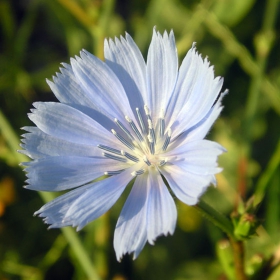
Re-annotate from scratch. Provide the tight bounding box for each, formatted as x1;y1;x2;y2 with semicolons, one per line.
21;28;226;261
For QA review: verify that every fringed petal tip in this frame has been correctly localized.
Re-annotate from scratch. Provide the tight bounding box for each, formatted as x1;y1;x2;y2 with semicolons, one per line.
215;167;224;174
115;240;145;261
212;145;227;155
33;209;42;216
20;161;31;167
116;228;175;262
31;101;42;109
223;89;229;96
148;230;174;246
20;126;29;131
34;212;73;230
17;148;24;154
47;224;65;230
116;249;141;263
152;26;175;39
18;149;34;160
221;146;227;153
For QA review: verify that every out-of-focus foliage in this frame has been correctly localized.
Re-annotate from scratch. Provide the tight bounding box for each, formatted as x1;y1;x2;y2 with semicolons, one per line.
0;0;280;279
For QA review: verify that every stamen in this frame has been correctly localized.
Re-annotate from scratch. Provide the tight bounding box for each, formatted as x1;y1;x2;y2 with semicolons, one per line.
143;155;151;166
148;119;156;144
136;108;146;134
144;105;152;121
159;109;165;138
111;129;134;150
148;134;155;155
131;169;145;176
104;170;124;175
162;129;172;151
144;105;150;116
121;150;139;162
125;116;144;142
103;152;127;162
159;118;165;138
159;158;168;166
114;118;134;140
98;144;122;155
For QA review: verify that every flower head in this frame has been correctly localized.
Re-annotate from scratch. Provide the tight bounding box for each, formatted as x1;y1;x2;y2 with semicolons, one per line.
20;28;226;261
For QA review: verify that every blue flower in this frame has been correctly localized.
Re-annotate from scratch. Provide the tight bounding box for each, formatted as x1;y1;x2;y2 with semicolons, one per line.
20;28;226;261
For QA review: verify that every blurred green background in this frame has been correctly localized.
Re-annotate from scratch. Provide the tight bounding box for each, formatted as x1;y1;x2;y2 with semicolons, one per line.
0;0;280;279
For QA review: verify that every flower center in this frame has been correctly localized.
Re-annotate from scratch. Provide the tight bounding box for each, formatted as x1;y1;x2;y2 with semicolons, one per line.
98;105;171;176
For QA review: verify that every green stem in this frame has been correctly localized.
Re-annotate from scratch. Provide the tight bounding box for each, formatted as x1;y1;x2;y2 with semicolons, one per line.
254;139;280;207
0;109;27;164
40;192;101;280
195;200;235;239
230;238;247;280
216;239;235;280
62;228;101;280
38;234;67;270
244;0;279;143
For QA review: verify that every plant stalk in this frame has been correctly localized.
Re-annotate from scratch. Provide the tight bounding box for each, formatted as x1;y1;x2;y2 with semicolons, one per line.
195;200;235;239
230;237;247;280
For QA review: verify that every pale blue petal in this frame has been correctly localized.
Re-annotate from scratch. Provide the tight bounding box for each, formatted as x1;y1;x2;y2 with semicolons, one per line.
66;104;120;134
114;169;177;261
168;90;226;148
48;64;127;134
36;168;135;230
147;29;178;121
180;90;227;142
47;63;96;108
104;34;147;123
160;164;214;205
167;139;226;159
174;76;223;137
165;44;198;128
28;102;120;148
170;152;222;175
63;167;136;230
47;67;121;133
35;183;93;228
181;104;223;142
24;156;126;191
165;139;224;174
211;175;217;187
146;169;177;244
166;47;223;138
114;174;149;261
20;127;98;159
71;50;135;123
